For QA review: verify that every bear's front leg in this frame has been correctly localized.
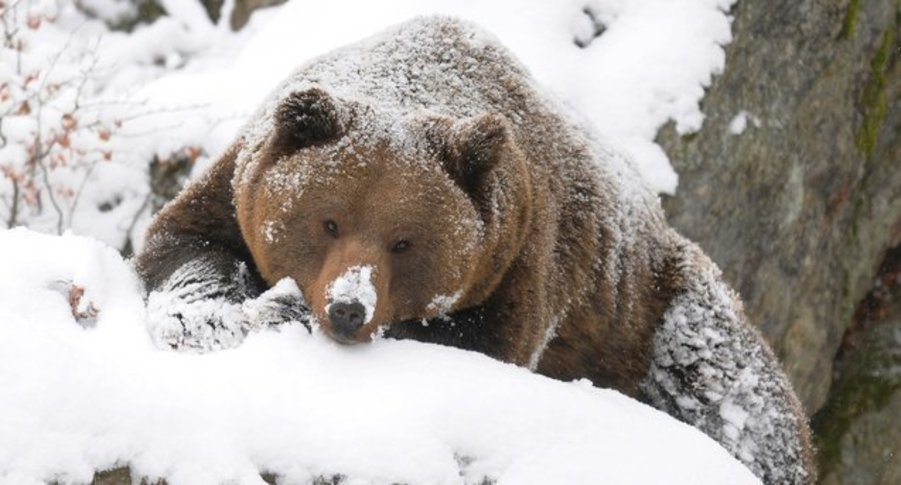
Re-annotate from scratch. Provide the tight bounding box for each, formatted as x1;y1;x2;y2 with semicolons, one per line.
138;142;312;352
145;250;311;351
639;244;816;484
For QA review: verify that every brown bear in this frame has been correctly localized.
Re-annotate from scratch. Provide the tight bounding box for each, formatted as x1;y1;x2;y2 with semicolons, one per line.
136;16;815;484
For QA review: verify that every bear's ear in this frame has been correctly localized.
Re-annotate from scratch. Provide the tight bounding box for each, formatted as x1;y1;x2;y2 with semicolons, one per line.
272;87;342;156
444;113;513;196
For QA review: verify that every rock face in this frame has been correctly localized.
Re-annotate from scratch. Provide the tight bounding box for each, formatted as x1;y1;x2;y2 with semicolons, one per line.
657;0;899;482
656;0;900;414
814;245;901;485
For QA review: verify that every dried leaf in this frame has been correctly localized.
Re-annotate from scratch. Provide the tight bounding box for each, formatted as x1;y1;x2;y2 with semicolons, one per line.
23;72;39;88
61;113;77;130
51;152;68;168
66;283;100;328
187;145;203;162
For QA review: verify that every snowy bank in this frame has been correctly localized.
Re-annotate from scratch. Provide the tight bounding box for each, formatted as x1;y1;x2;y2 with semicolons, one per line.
0;229;758;484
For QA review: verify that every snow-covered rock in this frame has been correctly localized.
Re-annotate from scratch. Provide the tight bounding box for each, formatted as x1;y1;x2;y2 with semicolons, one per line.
0;228;758;484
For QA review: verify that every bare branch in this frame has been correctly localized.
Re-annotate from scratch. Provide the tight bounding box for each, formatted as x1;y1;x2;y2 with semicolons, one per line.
67;158;99;223
6;178;19;228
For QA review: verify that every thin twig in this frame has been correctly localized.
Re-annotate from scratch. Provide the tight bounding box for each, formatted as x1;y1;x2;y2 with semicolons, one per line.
121;191;152;253
6;178;19;228
32;97;65;234
67;158;98;223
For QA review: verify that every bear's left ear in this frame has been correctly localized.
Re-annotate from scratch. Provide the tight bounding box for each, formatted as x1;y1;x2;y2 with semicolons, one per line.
444;113;513;196
271;87;343;156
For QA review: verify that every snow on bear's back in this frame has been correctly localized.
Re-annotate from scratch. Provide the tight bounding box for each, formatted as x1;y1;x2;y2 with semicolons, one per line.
285;16;536;119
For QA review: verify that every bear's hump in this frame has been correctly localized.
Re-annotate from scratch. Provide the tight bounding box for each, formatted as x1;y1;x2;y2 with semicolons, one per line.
285;16;536;117
237;15;540;158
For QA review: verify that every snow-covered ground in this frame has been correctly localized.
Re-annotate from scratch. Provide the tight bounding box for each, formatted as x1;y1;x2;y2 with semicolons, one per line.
0;228;759;484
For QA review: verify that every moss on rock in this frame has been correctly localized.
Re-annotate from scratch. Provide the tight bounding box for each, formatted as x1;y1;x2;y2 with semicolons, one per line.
856;23;896;157
812;321;901;479
840;0;862;40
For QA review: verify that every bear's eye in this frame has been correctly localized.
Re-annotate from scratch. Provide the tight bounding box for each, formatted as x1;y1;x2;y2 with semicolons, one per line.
324;220;339;238
391;240;411;254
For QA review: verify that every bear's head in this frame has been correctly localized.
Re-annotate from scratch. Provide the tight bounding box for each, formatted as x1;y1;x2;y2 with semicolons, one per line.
234;87;532;344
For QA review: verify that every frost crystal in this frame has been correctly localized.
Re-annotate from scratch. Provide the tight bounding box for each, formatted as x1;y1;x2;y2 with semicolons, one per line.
728;111;761;135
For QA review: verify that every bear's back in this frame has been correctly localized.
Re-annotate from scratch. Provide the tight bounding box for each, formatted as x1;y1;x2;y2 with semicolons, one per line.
286;16;538;122
243;16;667;251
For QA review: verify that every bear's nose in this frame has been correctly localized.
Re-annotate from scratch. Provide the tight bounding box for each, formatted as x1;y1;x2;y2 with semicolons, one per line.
328;300;366;339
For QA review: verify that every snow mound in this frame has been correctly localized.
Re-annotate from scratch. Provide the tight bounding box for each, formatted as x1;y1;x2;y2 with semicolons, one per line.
0;229;759;485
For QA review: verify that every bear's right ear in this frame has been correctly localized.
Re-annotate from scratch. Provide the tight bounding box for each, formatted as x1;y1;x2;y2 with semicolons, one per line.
271;87;343;156
443;113;513;196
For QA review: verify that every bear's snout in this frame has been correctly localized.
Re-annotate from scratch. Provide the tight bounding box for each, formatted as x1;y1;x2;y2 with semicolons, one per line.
316;263;383;344
327;300;366;342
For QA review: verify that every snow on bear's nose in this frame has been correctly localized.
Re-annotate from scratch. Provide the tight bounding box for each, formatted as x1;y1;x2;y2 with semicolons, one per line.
325;265;377;329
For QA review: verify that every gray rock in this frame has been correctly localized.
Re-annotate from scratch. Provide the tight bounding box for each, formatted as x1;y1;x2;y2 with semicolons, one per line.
229;0;289;30
813;243;901;484
656;0;901;414
814;318;900;485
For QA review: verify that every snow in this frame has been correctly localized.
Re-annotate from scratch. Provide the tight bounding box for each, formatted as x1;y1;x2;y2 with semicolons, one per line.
0;228;759;485
427;290;462;317
728;111;760;135
527;315;563;371
325;265;378;325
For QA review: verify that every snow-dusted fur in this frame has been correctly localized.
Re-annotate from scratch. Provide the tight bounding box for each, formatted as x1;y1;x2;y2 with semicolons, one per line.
137;16;814;484
640;240;813;484
145;252;310;351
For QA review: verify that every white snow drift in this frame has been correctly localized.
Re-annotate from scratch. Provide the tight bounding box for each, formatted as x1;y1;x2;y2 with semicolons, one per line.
0;228;758;484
